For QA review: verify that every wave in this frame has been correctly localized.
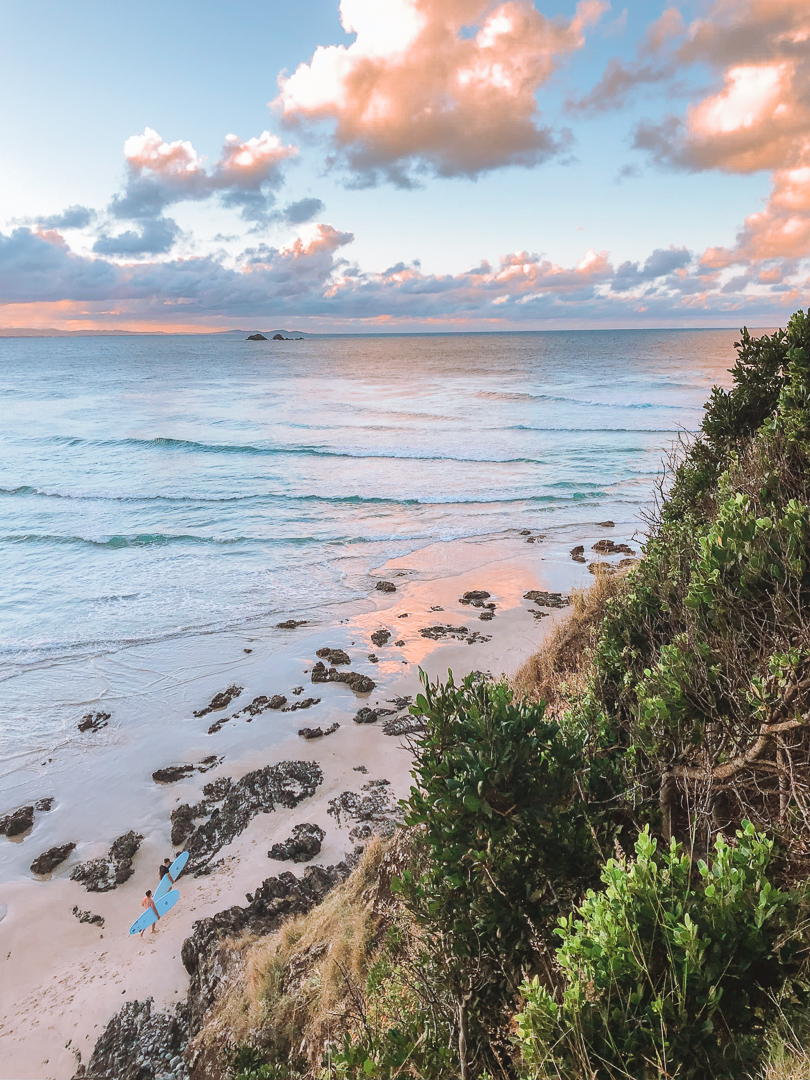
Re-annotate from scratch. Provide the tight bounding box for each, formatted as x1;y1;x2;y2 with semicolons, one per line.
475;390;694;410
27;432;685;461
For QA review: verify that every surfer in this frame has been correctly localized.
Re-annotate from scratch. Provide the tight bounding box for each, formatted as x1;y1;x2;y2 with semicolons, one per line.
140;889;160;935
158;857;175;886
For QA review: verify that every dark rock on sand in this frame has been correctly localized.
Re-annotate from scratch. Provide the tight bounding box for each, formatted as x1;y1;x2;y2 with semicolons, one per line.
184;761;323;875
315;647;350;665
310;661;375;694
597;520;615;527
0;805;35;837
193;685;243;718
70;831;144;892
276;619;307;629
247;333;268;340
30;843;76;875
419;624;468;640
368;653;379;663
479;611;494;621
394;639;405;647
353;707;378;724
73;996;190;1080
171;804;209;849
234;694;287;719
72;905;105;928
35;797;55;812
269;823;325;863
298;722;339;739
282;696;321;712
570;545;586;564
375;580;396;593
78;711;110;733
370;629;391;647
462;592;491;604
522;590;569;608
207;717;230;734
153;765;196;784
327;781;398;842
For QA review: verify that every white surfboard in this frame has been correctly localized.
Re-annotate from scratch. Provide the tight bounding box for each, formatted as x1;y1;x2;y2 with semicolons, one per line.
154;850;189;901
129;888;179;935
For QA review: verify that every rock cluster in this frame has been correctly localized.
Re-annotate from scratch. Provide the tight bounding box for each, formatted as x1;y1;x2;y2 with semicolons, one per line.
522;590;569;608
72;905;105;928
419;624;491;644
30;842;76;875
315;647;350;665
310;661;375;694
298;722;339;739
78;711;110;733
281;696;321;712
192;685;243;718
152;757;221;785
370;629;391;647
73;997;190;1080
570;545;586;563
268;823;325;863
0;805;34;837
182;864;351;1035
353;707;378;724
70;831;144;891
173;761;323;874
592;539;634;556
234;694;287;719
327;781;398;843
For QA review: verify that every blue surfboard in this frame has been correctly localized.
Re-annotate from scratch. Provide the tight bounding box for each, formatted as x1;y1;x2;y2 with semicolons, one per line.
129;888;179;935
154;850;189;901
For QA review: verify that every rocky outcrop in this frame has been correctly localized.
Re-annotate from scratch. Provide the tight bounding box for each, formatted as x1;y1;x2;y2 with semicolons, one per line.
234;694;286;719
78;711;110;733
73;997;189;1080
327;781;398;843
181;864;351;1036
310;662;375;694
375;580;396;593
72;905;105;928
418;624;491;644
592;539;634;555
370;629;391;647
192;686;242;718
30;842;75;874
315;647;350;665
460;590;490;601
522;590;569;608
353;707;378;724
281;696;321;712
298;722;339;739
0;805;34;837
184;761;323;874
70;831;144;891
268;823;325;863
246;333;268;341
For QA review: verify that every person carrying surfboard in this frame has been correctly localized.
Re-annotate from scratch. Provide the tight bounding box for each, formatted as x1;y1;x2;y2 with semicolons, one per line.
140;889;160;935
158;858;174;886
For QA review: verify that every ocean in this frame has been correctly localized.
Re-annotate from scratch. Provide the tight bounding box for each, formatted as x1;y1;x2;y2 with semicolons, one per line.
0;328;739;834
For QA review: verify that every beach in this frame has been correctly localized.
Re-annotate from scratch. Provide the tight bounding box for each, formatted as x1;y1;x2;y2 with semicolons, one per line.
0;522;628;1080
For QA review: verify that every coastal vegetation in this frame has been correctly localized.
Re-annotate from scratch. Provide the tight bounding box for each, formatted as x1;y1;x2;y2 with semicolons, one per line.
206;311;810;1079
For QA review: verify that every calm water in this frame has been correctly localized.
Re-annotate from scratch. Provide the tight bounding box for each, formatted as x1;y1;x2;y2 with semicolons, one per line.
1;330;737;674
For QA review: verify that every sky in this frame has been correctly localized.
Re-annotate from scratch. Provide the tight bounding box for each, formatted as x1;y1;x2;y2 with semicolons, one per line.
0;0;808;332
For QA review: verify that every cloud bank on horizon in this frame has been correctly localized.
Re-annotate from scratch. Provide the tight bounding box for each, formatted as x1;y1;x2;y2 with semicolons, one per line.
3;0;810;331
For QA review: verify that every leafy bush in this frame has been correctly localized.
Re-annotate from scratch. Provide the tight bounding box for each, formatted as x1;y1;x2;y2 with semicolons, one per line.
516;823;803;1080
396;671;597;1070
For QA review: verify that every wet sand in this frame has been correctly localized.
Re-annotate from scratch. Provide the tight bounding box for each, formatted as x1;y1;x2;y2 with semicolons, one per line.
0;526;634;1079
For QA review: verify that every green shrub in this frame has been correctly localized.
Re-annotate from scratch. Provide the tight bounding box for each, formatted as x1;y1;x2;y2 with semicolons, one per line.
516;823;803;1080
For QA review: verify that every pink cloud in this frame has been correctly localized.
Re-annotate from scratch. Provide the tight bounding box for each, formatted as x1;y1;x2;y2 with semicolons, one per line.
275;0;607;183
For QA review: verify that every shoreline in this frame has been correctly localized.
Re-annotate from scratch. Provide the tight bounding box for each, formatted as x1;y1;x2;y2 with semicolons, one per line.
0;526;635;1080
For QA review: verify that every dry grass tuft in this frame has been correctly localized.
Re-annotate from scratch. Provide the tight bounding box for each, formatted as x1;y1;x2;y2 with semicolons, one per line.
188;833;415;1075
512;569;629;717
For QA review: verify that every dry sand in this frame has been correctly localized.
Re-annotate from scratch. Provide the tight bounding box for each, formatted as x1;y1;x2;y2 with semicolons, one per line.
0;527;632;1079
